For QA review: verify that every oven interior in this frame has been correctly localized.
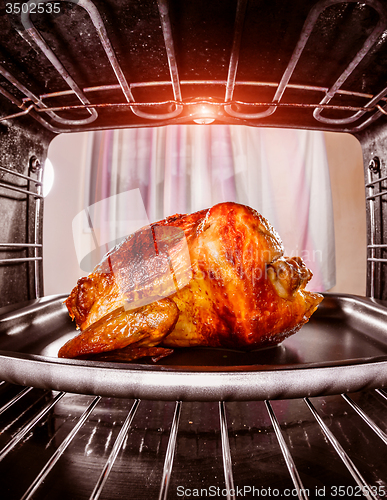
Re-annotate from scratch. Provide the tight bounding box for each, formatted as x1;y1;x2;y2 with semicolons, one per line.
1;0;387;498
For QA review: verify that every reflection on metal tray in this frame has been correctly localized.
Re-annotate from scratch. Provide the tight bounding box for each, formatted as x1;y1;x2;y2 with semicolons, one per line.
0;293;387;401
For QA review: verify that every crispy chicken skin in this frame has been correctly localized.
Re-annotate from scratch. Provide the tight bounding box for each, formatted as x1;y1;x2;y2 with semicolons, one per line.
60;202;323;361
58;297;179;360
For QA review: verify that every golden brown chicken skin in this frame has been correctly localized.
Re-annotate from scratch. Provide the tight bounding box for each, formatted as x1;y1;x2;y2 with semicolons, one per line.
59;297;179;359
61;202;323;361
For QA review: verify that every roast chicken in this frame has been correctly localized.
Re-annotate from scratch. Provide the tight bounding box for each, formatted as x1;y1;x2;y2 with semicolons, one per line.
59;202;323;362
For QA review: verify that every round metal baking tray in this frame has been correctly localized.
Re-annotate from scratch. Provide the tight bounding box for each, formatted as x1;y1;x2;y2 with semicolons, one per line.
0;293;387;401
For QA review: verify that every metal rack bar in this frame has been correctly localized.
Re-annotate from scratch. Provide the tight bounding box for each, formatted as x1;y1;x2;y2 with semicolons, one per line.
16;0;184;124
0;84;60;133
0;257;42;264
0;386;34;416
341;394;387;446
0;243;42;248
224;0;387;124
158;0;181;103
0;81;23;108
0;62;96;127
0;181;43;198
89;399;140;500
0;166;42;185
304;398;378;500
0;105;34;122
20;396;102;500
365;164;386;294
20;0;98;126
158;400;182;500
0;82;385;130
366;173;387;188
352;103;387;132
0;162;43;295
265;401;309;500
31;79;387;103
218;402;236;500
313;0;387;125
33;165;43;298
0;97;380;127
225;0;248;104
375;388;387;401
0;80;55;130
0;69;61;133
315;83;387;126
367;168;377;297
366;190;387;200
132;0;184;121
0;391;65;462
67;0;135;106
18;99;380;114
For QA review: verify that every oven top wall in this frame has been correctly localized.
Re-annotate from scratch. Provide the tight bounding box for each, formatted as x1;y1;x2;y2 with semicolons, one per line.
1;0;387;133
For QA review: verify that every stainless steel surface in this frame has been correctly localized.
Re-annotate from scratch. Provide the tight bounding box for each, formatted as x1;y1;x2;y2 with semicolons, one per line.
0;294;387;401
0;387;386;499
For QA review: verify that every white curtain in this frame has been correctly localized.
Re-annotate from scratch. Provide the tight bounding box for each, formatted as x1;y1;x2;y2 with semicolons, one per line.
83;125;335;291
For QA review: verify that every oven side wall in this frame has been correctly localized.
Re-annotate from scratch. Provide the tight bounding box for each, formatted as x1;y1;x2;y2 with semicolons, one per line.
356;123;387;300
0;118;54;307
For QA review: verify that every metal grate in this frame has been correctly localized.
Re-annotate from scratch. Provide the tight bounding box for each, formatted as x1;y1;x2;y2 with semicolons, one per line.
0;162;43;299
365;155;387;298
0;384;386;499
1;0;387;132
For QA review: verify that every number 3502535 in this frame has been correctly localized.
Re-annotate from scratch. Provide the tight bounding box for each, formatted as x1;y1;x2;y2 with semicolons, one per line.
6;3;61;14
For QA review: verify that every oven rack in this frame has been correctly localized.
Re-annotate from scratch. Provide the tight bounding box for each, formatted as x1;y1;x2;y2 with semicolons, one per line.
0;162;43;300
0;384;386;500
366;157;387;298
1;0;387;133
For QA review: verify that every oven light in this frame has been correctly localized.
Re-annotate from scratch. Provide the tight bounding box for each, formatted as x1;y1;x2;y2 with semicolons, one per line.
189;99;219;124
43;158;54;197
192;104;216;124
